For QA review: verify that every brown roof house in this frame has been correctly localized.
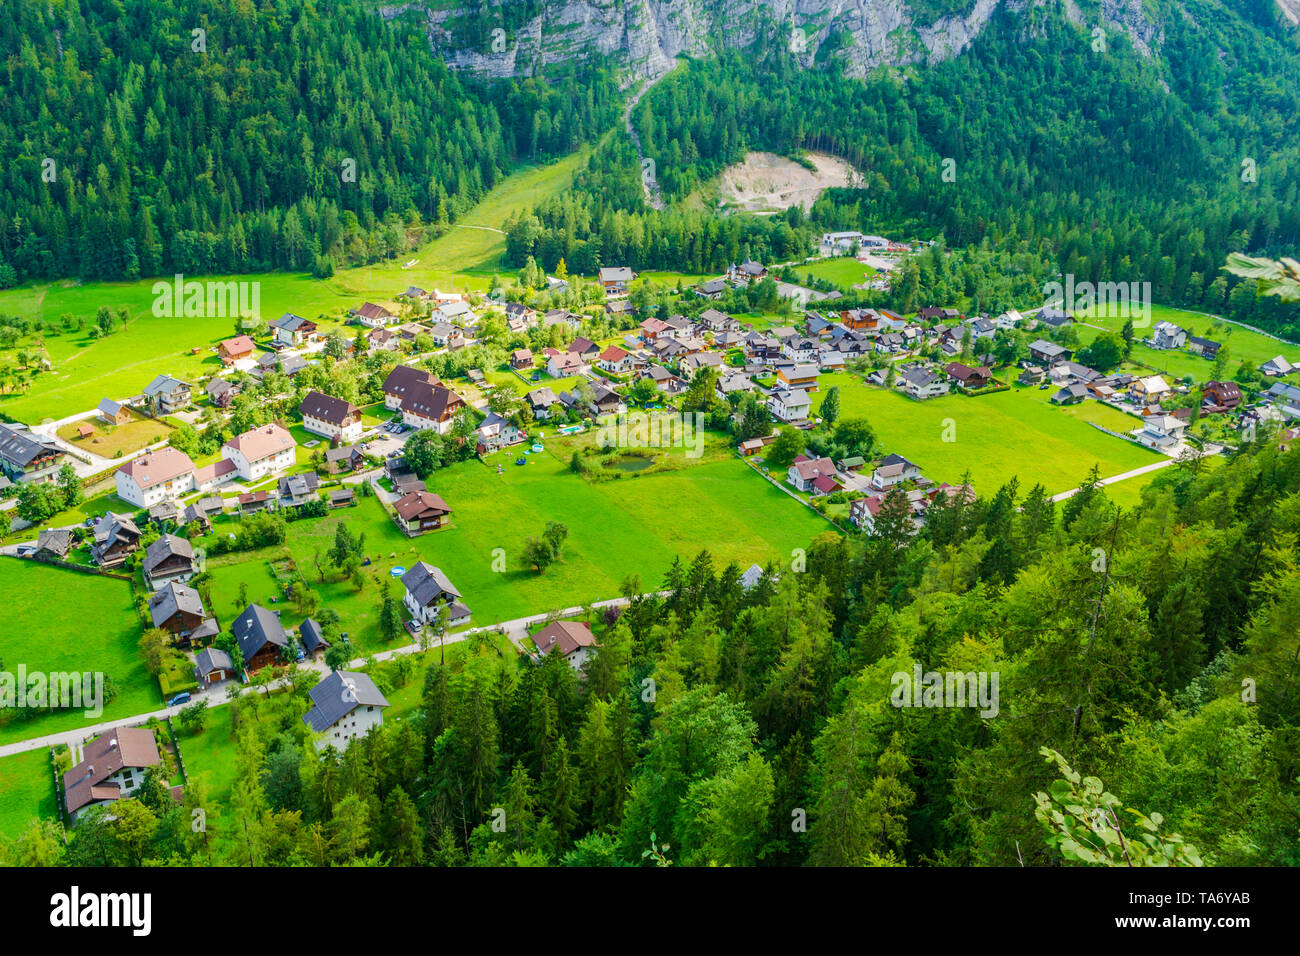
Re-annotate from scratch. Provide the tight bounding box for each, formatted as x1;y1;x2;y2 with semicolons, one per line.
943;362;993;389
532;620;599;670
400;381;466;435
142;534;196;589
232;603;290;673
300;391;362;444
62;726;163;822
149;581;218;647
90;512;141;569
382;363;440;411
217;335;257;364
393;490;452;536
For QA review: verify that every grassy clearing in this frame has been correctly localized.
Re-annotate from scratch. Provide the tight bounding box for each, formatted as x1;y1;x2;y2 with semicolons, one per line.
0;560;157;746
56;410;173;458
0;152;589;423
798;256;877;291
1074;304;1300;383
813;373;1163;496
0;748;59;839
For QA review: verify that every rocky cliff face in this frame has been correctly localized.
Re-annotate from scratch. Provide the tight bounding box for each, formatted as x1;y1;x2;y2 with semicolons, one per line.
378;0;1161;81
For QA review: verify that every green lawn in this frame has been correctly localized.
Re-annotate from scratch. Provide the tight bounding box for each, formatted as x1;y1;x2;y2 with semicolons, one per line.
814;373;1164;497
174;702;240;807
201;547;286;621
0;560;158;745
1074;304;1300;384
220;441;834;644
799;256;876;291
0;748;60;839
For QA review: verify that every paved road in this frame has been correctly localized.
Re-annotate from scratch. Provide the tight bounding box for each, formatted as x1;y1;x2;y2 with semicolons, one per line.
0;595;646;760
1049;458;1179;502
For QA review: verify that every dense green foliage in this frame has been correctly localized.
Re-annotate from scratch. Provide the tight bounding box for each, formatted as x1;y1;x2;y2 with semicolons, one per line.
508;8;1300;335
0;0;618;282
7;430;1300;867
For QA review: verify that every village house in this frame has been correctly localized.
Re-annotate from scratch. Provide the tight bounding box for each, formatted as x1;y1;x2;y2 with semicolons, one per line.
393;489;453;535
729;260;767;283
217;335;257;364
1036;307;1075;329
401;380;466;434
1029;340;1071;366
233;603;290;672
526;387;562;420
96;398;132;426
299;618;331;659
532;620;600;671
114;446;195;508
476;412;525;454
716;371;755;400
588;383;626;417
205;377;238;408
223;423;297;480
1130;375;1172;404
382;364;438;410
778;363;821;391
1151;322;1188;350
1051;382;1090;405
35;528;74;560
300;391;363;444
303;671;391;750
598;345;637;375
352;302;397;328
680;351;725;378
1133;414;1188;451
325;444;366;474
62;726;165;823
401;562;471;628
768;387;812;423
368;327;402;353
1187;336;1221;358
149;581;218;646
788;455;842;496
871;454;923;491
898;366;950;400
433;299;475;325
943;362;993;390
90;512;141;568
546;349;586;378
1261;355;1296;378
141;374;191;413
543;309;582;329
270;312;318;346
1202;380;1242;413
511;348;534;370
1264;381;1300;418
278;472;320;508
0;423;64;485
142;534;196;590
195;647;235;687
254;351;307;379
599;266;636;296
696;277;728;299
640;365;688;395
995;309;1023;330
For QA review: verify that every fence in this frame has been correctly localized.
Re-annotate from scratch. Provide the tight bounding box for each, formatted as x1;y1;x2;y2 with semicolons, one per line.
21;553;133;581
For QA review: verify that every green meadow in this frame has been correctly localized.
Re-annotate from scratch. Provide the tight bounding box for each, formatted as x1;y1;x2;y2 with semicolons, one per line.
0;748;60;839
814;373;1163;497
0;560;158;746
799;256;877;291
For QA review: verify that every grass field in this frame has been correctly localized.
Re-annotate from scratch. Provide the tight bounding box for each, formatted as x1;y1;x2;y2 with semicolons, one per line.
0;153;589;424
0;748;59;839
813;373;1164;496
798;257;877;291
1074;304;1300;384
0;560;158;746
56;409;173;458
196;439;835;646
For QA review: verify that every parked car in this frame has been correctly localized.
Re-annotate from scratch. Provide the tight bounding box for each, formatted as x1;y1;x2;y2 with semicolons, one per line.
167;692;191;707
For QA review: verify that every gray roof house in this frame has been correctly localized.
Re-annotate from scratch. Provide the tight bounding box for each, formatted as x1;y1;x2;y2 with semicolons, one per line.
302;671;391;749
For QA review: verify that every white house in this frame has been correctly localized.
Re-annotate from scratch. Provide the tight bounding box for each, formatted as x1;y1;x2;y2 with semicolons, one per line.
222;424;297;480
897;367;950;400
871;454;922;491
1132;414;1188;451
61;727;162;822
532;620;599;671
400;562;471;628
114;446;196;508
994;309;1023;330
768;387;812;422
300;391;363;444
1152;322;1188;350
302;671;390;751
